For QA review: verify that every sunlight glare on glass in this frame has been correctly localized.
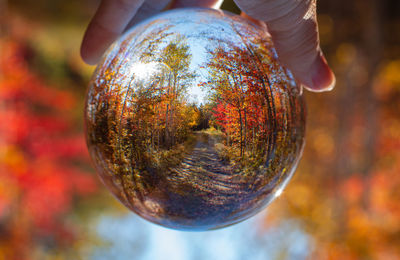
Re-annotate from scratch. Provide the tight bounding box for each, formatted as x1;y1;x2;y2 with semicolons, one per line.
130;61;162;80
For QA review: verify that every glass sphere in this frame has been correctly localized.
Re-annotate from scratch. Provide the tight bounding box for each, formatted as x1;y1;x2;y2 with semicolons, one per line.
85;8;306;230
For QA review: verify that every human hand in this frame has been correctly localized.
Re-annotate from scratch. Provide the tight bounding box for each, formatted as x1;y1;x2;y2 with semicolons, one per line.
234;0;335;91
81;0;335;92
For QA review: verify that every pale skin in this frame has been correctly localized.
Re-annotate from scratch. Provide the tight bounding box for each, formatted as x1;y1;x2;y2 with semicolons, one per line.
81;0;335;92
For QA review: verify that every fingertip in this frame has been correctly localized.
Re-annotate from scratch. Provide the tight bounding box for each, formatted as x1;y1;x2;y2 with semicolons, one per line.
307;53;336;92
286;53;335;93
80;0;146;65
80;25;111;65
80;40;98;66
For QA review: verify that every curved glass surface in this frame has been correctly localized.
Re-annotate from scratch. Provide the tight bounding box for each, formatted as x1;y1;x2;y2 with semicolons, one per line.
85;8;306;230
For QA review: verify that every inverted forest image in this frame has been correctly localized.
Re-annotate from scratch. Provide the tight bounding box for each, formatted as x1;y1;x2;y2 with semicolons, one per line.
2;0;400;258
85;9;305;230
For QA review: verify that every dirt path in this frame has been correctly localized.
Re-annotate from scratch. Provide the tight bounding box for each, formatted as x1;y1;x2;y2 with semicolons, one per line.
167;131;248;205
151;131;281;226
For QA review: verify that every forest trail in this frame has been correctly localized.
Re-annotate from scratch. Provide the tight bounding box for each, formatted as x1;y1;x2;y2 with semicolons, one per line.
167;131;247;204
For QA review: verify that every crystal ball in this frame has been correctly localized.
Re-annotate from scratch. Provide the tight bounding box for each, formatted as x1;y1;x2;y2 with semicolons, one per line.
85;8;305;230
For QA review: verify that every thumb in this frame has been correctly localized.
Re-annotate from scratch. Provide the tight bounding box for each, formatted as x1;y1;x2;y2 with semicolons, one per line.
234;0;335;92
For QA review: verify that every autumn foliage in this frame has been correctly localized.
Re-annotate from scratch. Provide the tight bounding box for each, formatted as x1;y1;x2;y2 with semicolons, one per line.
0;39;98;258
3;0;400;257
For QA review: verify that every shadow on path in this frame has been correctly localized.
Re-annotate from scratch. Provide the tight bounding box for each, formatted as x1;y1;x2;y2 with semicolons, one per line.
167;131;249;205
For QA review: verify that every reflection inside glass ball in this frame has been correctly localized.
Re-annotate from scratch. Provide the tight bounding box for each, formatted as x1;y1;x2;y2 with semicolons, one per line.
85;8;306;230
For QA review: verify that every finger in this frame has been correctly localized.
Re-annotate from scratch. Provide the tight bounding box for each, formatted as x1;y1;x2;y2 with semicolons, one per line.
123;0;221;40
235;0;335;92
81;0;146;65
123;0;173;31
172;0;223;8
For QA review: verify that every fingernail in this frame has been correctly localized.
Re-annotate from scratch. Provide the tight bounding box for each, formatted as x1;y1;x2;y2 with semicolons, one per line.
307;54;336;92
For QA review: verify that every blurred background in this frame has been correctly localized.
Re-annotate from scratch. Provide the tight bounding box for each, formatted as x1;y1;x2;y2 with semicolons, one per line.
1;0;400;259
